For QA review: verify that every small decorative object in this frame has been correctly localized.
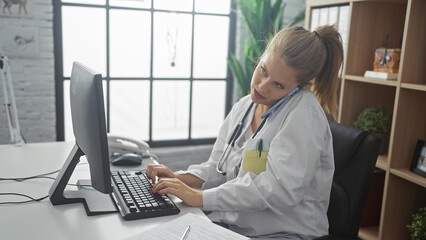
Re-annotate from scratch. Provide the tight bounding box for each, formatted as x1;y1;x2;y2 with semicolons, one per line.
0;0;33;17
410;140;426;178
354;106;392;154
407;207;426;240
373;34;401;73
0;26;40;57
166;11;178;67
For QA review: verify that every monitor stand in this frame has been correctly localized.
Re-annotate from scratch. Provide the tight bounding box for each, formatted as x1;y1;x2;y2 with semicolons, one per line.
48;144;118;216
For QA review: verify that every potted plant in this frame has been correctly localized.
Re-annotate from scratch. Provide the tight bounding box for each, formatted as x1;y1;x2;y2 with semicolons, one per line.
407;207;426;240
228;0;305;98
354;106;392;154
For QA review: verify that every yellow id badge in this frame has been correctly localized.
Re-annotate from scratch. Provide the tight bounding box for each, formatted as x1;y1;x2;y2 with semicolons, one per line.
242;139;269;174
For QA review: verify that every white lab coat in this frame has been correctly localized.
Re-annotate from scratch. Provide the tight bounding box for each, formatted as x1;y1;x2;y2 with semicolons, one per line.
179;89;334;239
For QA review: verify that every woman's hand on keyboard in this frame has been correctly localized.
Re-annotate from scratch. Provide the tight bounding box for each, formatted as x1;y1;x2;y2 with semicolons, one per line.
146;164;177;184
152;177;203;207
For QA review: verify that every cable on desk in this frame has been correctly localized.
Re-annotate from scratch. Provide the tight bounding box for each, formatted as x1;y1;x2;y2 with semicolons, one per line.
0;181;93;204
0;169;60;182
0;193;48;205
0;162;93;205
0;162;89;182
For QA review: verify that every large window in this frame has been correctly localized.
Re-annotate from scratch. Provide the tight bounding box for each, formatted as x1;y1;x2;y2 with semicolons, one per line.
54;0;235;147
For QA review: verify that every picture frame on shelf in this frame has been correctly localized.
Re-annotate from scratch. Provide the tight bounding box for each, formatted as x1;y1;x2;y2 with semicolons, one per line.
410;140;426;178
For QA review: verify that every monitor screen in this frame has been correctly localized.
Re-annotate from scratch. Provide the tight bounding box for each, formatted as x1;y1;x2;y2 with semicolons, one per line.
49;62;115;215
69;62;111;193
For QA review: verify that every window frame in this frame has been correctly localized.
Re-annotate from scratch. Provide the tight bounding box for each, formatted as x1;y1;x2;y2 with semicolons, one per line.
54;0;236;147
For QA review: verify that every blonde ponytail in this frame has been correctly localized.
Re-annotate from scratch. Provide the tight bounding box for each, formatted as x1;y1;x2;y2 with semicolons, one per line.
311;25;343;119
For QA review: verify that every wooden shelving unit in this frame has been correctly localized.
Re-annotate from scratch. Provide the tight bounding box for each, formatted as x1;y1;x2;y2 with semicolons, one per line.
306;0;426;239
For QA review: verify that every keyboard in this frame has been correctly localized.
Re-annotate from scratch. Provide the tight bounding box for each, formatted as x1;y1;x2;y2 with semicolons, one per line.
110;170;180;220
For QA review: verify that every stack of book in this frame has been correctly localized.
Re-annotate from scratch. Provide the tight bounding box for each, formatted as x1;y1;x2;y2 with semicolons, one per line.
364;70;398;80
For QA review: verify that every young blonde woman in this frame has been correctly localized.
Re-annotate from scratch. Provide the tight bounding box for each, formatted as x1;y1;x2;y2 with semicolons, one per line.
146;25;344;239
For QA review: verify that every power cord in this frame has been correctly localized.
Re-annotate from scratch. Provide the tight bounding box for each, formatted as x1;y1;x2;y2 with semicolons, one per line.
0;169;59;182
0;193;49;205
0;163;92;205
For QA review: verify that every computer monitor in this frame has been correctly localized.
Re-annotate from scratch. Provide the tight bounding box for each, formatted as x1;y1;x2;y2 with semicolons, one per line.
49;62;117;215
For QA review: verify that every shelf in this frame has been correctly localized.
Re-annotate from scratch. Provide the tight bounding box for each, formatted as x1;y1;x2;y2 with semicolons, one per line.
376;155;388;170
307;0;424;239
345;1;406;76
391;89;426;169
359;225;379;240
307;0;408;8
401;82;426;92
399;0;426;86
345;75;398;87
380;175;426;240
390;168;426;188
339;80;396;126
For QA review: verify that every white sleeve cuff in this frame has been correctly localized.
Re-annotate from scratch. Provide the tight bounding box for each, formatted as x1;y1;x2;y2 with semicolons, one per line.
175;170;190;175
176;169;206;181
202;188;218;211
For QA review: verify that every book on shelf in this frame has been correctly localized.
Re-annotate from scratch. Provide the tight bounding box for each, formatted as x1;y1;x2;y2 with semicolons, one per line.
364;70;398;80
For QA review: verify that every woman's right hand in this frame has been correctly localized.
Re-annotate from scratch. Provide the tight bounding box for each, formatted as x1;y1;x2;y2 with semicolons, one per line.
146;164;177;184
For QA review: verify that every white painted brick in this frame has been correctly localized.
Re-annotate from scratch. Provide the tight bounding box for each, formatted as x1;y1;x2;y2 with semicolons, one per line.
0;0;55;144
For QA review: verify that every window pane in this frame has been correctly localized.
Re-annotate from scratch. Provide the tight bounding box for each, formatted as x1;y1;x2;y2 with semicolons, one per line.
193;15;229;78
62;0;105;5
152;81;189;140
62;6;106;77
192;81;226;138
154;0;192;11
195;0;230;14
153;12;192;78
109;0;150;8
64;80;107;142
110;9;151;78
110;80;150;140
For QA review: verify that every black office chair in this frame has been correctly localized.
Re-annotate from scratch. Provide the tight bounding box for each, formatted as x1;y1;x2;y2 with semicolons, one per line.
315;121;381;240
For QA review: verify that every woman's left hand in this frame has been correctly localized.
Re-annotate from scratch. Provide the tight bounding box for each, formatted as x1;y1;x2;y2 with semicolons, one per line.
152;177;203;207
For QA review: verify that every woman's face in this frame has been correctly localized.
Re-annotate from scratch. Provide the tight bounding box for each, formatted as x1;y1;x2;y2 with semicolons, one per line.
250;52;299;108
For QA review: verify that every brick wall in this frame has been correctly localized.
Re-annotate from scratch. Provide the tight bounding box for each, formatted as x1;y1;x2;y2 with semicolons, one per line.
0;0;55;144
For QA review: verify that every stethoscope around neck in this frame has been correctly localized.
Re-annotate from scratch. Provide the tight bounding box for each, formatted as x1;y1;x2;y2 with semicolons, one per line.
216;86;301;175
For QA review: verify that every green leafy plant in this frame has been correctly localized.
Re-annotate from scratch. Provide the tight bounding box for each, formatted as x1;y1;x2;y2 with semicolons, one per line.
407;207;426;240
228;0;305;97
354;106;392;134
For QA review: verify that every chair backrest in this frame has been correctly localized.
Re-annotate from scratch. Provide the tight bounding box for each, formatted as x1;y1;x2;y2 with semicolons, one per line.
327;121;381;238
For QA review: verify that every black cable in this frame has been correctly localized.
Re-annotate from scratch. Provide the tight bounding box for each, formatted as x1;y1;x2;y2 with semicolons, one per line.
0;193;49;205
0;162;93;204
21;134;27;143
0;169;60;182
0;162;88;182
0;183;93;205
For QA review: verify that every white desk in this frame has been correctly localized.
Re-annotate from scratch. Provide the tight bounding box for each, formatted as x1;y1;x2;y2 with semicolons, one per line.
0;142;208;240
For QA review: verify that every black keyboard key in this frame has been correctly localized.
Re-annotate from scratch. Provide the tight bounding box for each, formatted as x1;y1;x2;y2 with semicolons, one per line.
110;170;180;220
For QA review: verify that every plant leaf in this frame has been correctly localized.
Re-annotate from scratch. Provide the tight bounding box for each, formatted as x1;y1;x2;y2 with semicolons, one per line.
228;53;247;97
